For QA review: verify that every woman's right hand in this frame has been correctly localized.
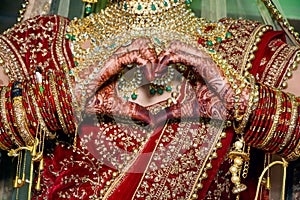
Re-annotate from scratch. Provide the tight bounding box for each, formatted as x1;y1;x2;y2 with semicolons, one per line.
74;37;157;109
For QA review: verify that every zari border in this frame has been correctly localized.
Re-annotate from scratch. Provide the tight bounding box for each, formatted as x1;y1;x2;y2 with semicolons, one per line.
130;121;171;199
51;16;69;71
240;25;272;74
188;121;227;199
0;35;27;81
262;44;298;88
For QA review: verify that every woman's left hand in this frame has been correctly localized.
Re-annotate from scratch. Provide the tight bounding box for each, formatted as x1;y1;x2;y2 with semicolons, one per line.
157;40;250;119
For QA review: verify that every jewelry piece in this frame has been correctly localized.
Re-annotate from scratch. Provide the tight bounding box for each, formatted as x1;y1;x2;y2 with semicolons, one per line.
261;0;300;46
17;0;30;23
2;85;23;147
49;72;68;133
12;82;34;146
82;0;98;14
150;65;175;95
234;77;259;134
228;138;249;196
117;67;143;100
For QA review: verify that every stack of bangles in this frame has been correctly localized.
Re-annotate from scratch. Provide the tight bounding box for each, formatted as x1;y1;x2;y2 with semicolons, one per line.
0;70;76;150
242;83;300;161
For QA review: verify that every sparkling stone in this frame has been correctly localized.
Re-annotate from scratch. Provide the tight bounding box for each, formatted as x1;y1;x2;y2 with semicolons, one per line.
131;93;137;100
157;88;164;95
151;4;156;11
216;37;222;43
137;4;142;10
166;86;172;92
185;0;191;4
150;88;156;95
207;40;213;46
226;32;232;39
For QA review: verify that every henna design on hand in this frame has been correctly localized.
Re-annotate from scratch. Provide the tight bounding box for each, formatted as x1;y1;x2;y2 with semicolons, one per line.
85;81;152;124
157;41;250;118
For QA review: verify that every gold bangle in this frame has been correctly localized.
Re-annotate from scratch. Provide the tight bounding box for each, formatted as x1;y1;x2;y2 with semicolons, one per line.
286;140;300;161
13;95;34;146
234;77;259;134
1;86;23;147
0;87;12;150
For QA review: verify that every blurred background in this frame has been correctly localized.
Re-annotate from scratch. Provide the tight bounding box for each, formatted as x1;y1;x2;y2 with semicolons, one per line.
0;0;300;33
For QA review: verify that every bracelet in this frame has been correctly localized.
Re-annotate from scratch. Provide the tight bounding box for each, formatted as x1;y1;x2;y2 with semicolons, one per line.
54;73;76;134
268;92;290;152
2;85;24;147
26;82;51;138
49;72;68;134
0;87;13;150
277;95;299;154
0;86;14;149
234;77;258;134
258;90;283;149
22;81;39;137
43;72;60;130
12;82;34;146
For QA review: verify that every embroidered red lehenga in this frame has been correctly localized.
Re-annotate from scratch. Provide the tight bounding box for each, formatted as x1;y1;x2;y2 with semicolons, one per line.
0;1;300;200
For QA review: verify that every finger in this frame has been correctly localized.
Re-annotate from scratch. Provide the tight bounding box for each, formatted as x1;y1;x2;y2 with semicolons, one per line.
140;46;157;82
195;83;229;120
115;38;157;82
167;40;211;59
84;50;150;101
85;82;152;124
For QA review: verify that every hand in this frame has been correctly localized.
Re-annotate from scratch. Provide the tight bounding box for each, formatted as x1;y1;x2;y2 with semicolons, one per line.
85;80;152;124
157;41;250;119
154;80;228;124
74;37;157;107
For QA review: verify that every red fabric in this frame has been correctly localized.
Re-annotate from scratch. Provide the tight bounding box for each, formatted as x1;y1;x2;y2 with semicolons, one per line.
1;15;297;199
250;30;287;87
199;128;234;199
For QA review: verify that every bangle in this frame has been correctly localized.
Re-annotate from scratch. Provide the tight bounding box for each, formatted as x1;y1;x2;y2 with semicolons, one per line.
22;82;39;137
43;72;60;130
12;82;34;146
268;92;290;152
244;86;269;145
3;85;24;147
277;96;297;153
0;87;13;150
54;73;76;134
258;90;283;149
49;71;68;134
234;76;258;135
26;82;51;138
31;73;59;131
283;99;300;158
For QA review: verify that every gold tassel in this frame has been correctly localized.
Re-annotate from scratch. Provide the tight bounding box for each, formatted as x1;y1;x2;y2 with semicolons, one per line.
35;174;41;191
35;158;44;191
228;138;249;197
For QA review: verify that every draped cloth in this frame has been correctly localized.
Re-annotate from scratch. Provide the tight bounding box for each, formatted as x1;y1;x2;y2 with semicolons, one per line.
0;12;299;200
